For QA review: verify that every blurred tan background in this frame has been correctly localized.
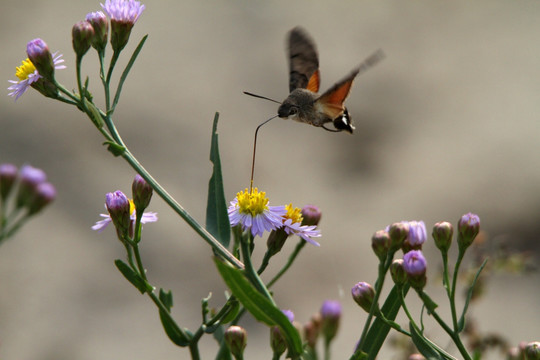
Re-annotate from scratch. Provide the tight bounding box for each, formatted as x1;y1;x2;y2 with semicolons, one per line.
1;1;539;359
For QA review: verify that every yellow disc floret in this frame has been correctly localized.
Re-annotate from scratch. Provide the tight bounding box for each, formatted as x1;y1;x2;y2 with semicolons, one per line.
15;58;36;81
236;188;269;216
285;203;303;224
129;199;136;215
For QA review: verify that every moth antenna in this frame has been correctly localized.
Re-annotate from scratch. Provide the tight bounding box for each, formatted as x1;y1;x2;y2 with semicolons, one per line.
243;91;282;105
250;115;279;192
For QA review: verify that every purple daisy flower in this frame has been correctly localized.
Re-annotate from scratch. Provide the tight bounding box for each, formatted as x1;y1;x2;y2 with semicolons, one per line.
8;52;65;101
92;198;157;233
227;188;286;238
101;0;145;24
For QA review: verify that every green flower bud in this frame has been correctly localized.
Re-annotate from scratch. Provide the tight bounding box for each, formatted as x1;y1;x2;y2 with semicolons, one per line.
132;174;153;213
224;325;247;360
371;230;390;261
387;222;409;252
432;221;453;253
390;259;407;286
351;282;376;313
457;213;480;252
72;21;95;58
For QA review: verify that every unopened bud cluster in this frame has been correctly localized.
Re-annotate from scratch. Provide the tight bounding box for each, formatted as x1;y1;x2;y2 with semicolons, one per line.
0;164;56;242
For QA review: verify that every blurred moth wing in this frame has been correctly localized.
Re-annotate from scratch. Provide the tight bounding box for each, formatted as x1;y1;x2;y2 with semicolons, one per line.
278;26;384;133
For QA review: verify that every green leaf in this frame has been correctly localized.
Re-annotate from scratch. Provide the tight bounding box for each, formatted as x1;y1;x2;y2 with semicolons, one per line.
458;258;488;332
205;112;231;249
419;291;439;314
158;289;190;347
409;323;445;360
114;259;147;294
358;285;409;360
214;258;303;358
104;141;126;156
110;34;148;114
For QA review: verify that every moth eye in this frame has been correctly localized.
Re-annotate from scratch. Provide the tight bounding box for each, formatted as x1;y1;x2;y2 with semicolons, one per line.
289;107;298;116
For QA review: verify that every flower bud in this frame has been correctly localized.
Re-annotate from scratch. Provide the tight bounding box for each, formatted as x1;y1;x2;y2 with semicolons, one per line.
105;191;131;236
16;165;47;208
371;230;390;261
28;182;56;215
432;221;453;253
26;39;55;81
266;227;289;256
270;310;294;357
301;205;322;226
0;164;18;201
320;300;341;344
72;21;95;58
390;259;407;286
304;313;321;349
402;220;426;252
403;250;427;289
457;213;480;252
525;342;540;360
387;221;409;252
132;174;153;213
224;325;247;360
351;282;375;313
86;11;109;52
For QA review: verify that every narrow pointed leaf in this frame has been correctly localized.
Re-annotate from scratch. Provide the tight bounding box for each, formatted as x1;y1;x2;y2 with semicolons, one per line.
215;258;302;357
114;259;147;293
458;258;488;332
111;34;148;113
158;289;190;347
357;285;408;360
206;112;231;248
409;323;445;360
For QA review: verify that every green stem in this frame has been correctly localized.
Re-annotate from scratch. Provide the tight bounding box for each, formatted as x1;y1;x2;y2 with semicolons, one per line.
266;240;306;288
449;250;465;331
147;291;190;340
105;50;121;111
240;234;274;303
0;212;30;243
422;300;472;360
121;149;244;269
356;252;394;351
189;342;201;360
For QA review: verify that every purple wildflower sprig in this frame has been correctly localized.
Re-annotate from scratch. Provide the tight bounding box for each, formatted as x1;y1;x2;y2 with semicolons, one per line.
0;164;56;244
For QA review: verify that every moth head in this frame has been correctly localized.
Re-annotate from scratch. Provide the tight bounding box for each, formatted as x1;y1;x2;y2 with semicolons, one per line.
278;89;315;120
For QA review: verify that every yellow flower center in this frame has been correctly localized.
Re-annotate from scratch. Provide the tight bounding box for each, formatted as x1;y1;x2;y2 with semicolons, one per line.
236;188;269;216
285;204;303;223
129;199;136;215
15;58;36;81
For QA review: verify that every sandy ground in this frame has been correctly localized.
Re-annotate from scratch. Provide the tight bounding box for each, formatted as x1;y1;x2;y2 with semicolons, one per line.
1;1;539;359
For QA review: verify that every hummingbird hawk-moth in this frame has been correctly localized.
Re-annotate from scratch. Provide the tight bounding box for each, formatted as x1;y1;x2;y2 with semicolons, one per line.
277;26;384;133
